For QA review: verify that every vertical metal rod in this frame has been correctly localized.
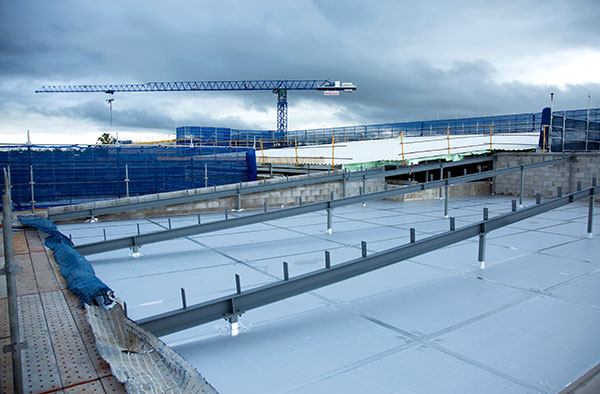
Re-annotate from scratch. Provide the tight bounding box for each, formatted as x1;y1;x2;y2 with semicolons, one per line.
137;223;140;235
264;202;267;212
410;228;416;243
237;188;241;210
283;262;289;280
359;186;363;195
361;241;367;258
519;165;524;207
235;274;241;294
569;157;574;194
444;180;449;218
478;231;487;269
125;164;130;198
299;196;302;206
123;301;128;316
362;175;366;194
512;200;517;212
224;209;228;220
450;217;455;231
587;192;594;238
29;165;35;212
439;164;443;198
491;156;497;195
181;288;187;309
536;193;541;204
3;168;24;394
483;208;489;220
197;214;201;224
325;251;331;269
204;163;208;188
327;206;332;233
343;174;347;197
103;228;107;241
168;218;172;229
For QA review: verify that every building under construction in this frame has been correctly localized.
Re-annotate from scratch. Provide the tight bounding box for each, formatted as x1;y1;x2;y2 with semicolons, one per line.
1;107;600;393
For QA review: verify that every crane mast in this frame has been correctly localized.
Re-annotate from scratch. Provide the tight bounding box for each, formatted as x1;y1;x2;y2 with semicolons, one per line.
36;79;357;133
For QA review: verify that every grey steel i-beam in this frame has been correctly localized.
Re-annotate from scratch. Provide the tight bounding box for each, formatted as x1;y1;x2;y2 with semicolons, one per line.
49;156;496;221
73;156;574;256
138;186;596;337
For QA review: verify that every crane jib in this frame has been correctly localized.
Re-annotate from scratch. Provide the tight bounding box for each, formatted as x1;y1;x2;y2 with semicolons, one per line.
34;79;357;133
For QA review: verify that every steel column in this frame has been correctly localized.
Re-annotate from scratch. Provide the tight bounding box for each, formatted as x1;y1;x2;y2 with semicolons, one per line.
519;164;524;207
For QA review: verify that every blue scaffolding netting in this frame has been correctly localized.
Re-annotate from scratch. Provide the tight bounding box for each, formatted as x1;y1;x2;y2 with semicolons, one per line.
177;107;600;150
19;215;113;306
0;145;257;209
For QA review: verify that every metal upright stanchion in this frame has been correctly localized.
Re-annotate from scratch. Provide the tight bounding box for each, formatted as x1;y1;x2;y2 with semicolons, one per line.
3;167;25;394
125;164;130;198
29;165;35;212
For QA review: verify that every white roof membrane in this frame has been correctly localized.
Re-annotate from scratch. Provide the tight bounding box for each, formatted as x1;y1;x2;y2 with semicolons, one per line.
61;196;600;393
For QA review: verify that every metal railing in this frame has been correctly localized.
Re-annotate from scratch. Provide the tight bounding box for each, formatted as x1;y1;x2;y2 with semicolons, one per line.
50;155;495;222
73;156;573;256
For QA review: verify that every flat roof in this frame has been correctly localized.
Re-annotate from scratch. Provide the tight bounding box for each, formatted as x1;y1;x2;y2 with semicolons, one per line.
61;195;600;393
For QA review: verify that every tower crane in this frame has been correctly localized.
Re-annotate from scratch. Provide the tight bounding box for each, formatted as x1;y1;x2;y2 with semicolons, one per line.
35;79;357;133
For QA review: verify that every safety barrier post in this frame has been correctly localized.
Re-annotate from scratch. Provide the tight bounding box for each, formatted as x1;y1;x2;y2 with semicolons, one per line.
400;131;406;166
519;162;524;207
589;177;596;238
561;115;566;152
331;135;335;170
3;167;26;394
439;164;443;199
204;163;208;188
29;165;35;212
443;173;449;218
542;126;547;153
478;221;487;269
125;164;130;198
294;137;298;168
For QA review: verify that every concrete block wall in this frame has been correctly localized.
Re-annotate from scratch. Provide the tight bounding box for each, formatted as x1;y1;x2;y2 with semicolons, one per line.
494;153;600;201
385;182;491;202
52;172;385;220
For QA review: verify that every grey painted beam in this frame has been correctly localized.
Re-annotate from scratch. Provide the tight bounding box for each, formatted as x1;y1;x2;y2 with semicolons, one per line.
138;186;596;336
74;156;572;256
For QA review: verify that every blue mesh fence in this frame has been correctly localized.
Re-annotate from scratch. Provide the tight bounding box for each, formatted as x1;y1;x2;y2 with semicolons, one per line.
0;145;257;209
177;107;600;151
548;109;600;151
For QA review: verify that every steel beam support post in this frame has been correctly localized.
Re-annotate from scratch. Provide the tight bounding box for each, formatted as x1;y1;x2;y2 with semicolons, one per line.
443;180;449;218
589;177;597;238
478;223;487;269
519;165;524;207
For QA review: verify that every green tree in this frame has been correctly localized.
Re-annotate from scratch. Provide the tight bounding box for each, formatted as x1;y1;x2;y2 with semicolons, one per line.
97;132;116;145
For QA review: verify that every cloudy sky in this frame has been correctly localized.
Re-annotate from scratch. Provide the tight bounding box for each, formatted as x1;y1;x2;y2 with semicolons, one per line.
1;0;599;145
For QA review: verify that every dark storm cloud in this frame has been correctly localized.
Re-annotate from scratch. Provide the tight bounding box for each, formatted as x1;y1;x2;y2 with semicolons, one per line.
1;0;599;139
